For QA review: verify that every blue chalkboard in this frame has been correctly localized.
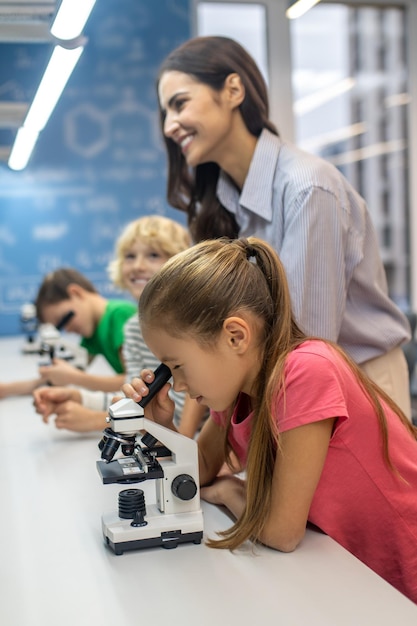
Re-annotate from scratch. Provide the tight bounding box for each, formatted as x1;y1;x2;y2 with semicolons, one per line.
0;0;191;336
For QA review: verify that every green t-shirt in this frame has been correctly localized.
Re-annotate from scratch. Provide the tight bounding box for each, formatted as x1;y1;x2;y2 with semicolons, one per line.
81;299;137;373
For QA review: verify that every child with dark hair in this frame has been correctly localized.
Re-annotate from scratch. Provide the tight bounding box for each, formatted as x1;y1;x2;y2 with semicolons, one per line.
36;267;136;381
0;267;136;398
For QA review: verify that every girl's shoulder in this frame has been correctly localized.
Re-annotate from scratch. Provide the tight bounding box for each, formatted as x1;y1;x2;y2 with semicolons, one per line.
290;339;337;362
285;340;350;385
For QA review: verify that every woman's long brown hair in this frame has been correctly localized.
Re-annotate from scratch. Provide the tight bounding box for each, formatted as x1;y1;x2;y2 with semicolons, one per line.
157;36;278;242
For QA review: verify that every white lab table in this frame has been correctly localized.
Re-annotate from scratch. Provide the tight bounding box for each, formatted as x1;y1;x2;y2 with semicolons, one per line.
0;336;416;626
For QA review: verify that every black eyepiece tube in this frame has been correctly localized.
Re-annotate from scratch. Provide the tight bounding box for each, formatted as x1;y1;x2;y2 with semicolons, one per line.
56;310;75;331
138;363;172;408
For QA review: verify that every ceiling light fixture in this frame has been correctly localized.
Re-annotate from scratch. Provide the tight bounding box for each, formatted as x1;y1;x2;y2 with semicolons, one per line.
286;0;322;20
294;77;356;116
299;122;367;153
8;127;40;171
8;44;84;171
326;139;406;167
50;0;97;41
8;0;98;171
24;44;84;132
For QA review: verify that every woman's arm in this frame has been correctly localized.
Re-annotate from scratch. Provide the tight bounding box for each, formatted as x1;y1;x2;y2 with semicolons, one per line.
280;188;348;341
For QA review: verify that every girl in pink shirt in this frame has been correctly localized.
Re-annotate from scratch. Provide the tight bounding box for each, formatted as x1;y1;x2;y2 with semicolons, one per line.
122;236;417;604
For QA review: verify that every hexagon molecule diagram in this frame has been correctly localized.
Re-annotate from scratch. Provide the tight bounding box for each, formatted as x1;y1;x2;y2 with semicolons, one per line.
65;95;159;160
66;103;110;158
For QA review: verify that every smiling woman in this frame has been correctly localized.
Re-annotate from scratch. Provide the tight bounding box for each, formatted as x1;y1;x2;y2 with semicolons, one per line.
154;34;412;420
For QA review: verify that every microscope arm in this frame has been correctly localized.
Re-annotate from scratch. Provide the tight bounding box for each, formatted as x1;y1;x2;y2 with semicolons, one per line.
107;397;199;469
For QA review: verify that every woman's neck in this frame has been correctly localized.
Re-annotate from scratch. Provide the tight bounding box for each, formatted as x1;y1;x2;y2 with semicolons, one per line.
218;116;258;191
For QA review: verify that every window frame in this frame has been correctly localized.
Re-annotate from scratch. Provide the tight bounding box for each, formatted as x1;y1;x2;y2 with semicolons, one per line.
192;0;417;310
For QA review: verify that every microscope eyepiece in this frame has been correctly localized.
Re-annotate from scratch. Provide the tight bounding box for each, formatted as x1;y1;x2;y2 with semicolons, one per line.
138;363;171;408
55;310;75;331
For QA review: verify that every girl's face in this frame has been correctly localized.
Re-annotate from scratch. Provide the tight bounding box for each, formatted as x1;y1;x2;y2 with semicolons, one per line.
121;239;170;301
158;70;237;168
143;321;257;412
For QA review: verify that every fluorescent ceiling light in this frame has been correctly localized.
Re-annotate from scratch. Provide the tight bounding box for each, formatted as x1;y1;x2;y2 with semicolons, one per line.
7;0;94;171
50;0;97;40
7;44;84;170
24;44;84;131
294;77;355;116
299;122;367;153
385;93;411;108
286;0;322;20
8;127;39;171
327;139;406;167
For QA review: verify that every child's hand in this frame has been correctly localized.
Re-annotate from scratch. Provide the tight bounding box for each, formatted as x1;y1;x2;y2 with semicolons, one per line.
200;475;246;517
121;369;175;429
38;358;80;386
51;402;107;432
33;386;82;421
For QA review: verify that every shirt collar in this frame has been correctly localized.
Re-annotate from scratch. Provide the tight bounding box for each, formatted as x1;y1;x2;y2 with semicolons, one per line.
217;128;282;222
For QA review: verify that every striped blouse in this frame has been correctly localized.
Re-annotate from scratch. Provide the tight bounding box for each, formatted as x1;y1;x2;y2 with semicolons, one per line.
216;129;410;364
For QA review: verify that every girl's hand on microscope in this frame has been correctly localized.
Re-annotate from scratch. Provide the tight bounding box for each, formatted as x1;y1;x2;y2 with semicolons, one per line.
121;369;176;430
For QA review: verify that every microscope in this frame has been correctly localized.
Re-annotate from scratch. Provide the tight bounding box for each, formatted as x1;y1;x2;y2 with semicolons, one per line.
20;304;76;360
35;311;87;369
37;310;75;365
20;303;39;353
97;364;204;555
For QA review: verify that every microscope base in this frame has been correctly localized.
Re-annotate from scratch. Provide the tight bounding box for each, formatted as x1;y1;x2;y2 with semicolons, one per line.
105;530;203;555
22;340;42;354
102;506;204;555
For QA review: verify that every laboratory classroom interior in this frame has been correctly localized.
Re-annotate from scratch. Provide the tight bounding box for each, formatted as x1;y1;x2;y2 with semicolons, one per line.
1;1;417;625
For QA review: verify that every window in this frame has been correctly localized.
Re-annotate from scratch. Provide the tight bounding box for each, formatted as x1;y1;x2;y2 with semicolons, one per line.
195;0;416;309
290;3;410;306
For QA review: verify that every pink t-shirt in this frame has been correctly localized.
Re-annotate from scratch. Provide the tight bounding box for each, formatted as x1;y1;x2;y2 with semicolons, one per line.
211;340;417;603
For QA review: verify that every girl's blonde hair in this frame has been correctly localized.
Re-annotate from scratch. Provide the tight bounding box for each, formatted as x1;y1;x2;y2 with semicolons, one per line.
108;216;191;289
139;236;417;550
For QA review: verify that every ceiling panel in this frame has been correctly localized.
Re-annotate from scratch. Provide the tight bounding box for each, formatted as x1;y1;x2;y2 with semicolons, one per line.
0;1;57;161
0;1;56;41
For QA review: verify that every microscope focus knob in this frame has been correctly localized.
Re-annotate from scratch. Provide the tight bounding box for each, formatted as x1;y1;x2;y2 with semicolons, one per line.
171;474;197;501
